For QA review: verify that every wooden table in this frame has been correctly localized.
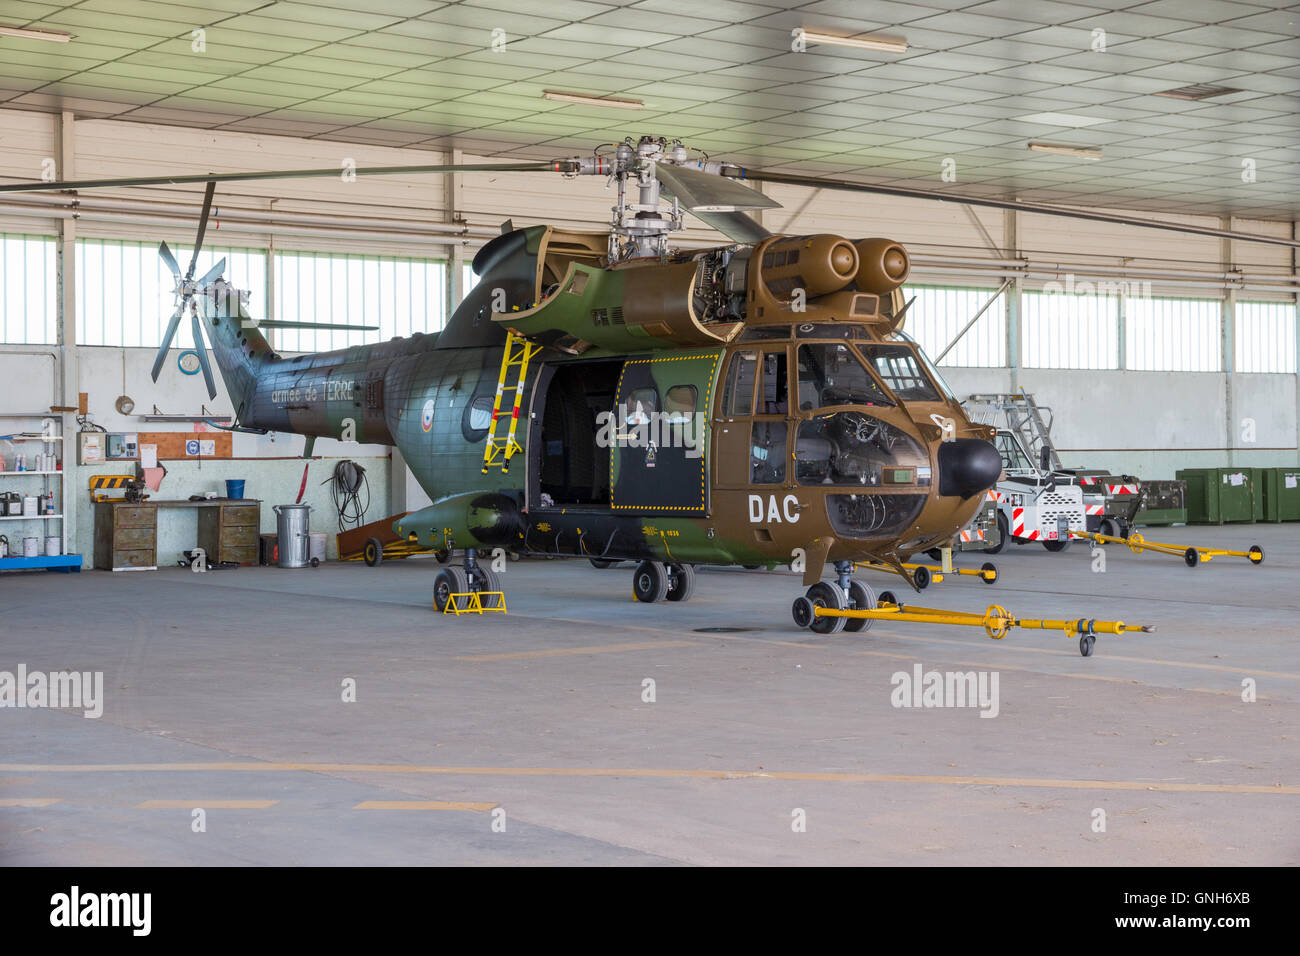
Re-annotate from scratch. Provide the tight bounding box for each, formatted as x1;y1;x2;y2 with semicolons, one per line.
94;498;261;570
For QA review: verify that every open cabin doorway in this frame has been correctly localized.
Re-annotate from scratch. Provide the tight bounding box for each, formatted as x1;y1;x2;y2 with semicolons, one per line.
530;358;623;509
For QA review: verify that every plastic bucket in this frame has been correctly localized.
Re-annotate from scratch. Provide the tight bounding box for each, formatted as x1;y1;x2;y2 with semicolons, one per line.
45;536;61;556
308;532;327;564
274;504;312;568
22;536;39;557
225;479;246;499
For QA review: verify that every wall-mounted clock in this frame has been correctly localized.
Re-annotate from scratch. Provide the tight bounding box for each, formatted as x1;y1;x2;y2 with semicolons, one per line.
178;350;202;375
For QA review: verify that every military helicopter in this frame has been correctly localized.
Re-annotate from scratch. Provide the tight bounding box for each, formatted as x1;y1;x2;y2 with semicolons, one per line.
3;134;1290;633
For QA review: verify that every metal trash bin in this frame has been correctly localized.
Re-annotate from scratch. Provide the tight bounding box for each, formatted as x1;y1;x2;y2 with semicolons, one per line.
274;503;313;568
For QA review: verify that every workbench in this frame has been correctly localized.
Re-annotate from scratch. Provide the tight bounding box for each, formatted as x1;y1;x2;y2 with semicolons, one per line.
94;498;261;570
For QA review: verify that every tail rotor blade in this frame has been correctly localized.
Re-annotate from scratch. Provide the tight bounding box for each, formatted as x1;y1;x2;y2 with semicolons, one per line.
190;307;217;399
158;241;181;277
185;180;217;280
198;256;226;287
151;302;186;382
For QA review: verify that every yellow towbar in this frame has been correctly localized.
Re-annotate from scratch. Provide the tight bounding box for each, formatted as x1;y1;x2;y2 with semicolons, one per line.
1070;530;1263;568
792;593;1154;657
855;559;998;590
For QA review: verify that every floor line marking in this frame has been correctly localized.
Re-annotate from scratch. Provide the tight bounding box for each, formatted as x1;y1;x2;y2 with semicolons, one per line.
454;640;699;661
353;800;497;811
135;799;278;809
4;764;1294;796
0;797;60;807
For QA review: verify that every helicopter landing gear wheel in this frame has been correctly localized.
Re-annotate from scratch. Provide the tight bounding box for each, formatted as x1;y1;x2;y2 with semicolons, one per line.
632;560;668;603
665;563;696;602
473;566;503;609
842;579;876;633
363;537;384;567
805;581;847;635
434;548;451;564
433;567;469;612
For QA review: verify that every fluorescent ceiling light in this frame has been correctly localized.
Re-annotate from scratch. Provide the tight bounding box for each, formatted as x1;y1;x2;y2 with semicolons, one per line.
1027;141;1102;160
1019;111;1108;128
799;30;908;54
0;24;71;42
542;90;643;110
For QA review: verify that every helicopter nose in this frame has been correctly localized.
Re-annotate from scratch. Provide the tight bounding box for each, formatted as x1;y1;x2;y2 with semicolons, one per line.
937;438;1002;499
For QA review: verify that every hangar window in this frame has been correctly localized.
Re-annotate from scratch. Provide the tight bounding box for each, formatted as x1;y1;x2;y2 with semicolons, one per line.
1235;301;1296;374
275;251;447;352
1125;297;1220;372
0;234;55;344
899;285;1006;367
76;239;265;348
1022;290;1118;370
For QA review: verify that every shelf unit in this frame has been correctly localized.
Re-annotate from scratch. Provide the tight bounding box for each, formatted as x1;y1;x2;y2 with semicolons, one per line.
0;413;79;572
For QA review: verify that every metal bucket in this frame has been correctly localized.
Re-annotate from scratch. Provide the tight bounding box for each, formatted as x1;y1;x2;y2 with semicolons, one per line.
44;536;61;556
22;536;39;558
308;532;327;564
273;504;313;569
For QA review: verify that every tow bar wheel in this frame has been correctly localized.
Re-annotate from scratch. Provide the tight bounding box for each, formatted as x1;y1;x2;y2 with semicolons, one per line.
363;537;384;567
1249;546;1264;565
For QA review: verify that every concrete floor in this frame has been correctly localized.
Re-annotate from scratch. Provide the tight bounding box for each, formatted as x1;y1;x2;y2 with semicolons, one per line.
2;523;1297;866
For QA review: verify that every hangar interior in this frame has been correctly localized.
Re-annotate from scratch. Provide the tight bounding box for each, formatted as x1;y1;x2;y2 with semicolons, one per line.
1;0;1297;867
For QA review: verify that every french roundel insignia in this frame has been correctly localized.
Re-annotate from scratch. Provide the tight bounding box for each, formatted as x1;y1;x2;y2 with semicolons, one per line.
421;399;435;433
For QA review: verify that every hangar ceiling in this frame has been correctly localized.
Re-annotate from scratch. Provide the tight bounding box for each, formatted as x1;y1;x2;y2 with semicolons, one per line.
1;0;1298;220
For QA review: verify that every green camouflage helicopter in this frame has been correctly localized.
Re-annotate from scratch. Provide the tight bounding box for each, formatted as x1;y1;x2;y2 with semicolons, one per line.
4;135;1287;633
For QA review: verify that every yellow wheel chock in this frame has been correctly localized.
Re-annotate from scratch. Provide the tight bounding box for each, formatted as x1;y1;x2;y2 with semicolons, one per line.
1070;530;1263;568
792;592;1154;657
441;591;508;616
855;559;998;590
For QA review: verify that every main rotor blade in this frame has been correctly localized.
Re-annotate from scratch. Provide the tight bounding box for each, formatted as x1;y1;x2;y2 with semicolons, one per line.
198;257;226;287
186;180;217;280
688;208;772;243
158;241;180;277
732;168;1300;250
0;162;572;194
656;163;780;213
151;303;186;382
190;309;217;400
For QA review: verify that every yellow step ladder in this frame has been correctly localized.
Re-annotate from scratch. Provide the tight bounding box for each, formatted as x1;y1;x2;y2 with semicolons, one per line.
482;328;542;474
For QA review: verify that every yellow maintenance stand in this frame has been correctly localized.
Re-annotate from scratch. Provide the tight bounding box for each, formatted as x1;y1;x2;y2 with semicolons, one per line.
1070;529;1263;568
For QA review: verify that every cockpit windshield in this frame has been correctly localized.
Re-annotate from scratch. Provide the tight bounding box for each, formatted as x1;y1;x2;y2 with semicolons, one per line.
796;343;893;411
862;344;941;402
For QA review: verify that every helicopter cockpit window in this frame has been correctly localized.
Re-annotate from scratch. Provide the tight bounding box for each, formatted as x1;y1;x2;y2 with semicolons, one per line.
796;343;892;411
751;421;787;484
721;350;757;417
664;385;697;422
760;351;788;414
624;387;658;425
995;432;1033;472
864;345;940;402
894;331;958;401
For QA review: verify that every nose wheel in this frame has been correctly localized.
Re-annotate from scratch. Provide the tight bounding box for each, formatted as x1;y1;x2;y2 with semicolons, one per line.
790;578;876;634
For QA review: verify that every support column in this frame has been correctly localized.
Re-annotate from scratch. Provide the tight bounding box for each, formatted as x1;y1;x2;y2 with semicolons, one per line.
54;111;78;558
446;147;465;326
1221;218;1235;466
1004;208;1021;392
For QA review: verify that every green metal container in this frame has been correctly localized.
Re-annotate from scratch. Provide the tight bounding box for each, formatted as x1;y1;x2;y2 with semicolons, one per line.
1132;479;1187;526
1176;468;1257;524
1257;467;1300;522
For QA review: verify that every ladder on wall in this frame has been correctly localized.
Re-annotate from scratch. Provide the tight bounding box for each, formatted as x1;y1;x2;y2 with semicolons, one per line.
482;328;542;475
965;390;1062;471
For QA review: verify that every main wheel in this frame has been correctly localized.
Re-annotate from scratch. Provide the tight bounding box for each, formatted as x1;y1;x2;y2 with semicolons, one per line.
433;567;469;612
589;558;618;570
983;513;1008;555
474;566;503;608
843;579;876;633
665;563;696;602
363;537;384;566
632;560;668;603
805;581;847;635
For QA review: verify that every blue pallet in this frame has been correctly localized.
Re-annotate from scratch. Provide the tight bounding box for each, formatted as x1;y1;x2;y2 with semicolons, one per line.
0;553;82;572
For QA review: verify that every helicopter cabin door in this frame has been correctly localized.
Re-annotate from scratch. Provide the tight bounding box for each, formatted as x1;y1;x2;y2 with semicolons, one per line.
609;350;721;515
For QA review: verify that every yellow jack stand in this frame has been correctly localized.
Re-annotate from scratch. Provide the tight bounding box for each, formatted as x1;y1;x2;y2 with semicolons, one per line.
441;591;508;616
